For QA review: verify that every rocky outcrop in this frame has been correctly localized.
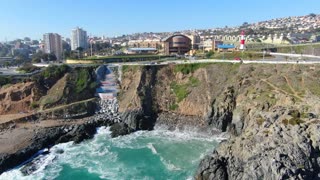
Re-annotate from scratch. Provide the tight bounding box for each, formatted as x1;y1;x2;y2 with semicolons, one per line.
0;82;45;115
112;66;158;137
117;63;320;179
0;116;113;174
206;86;236;132
196;107;320;180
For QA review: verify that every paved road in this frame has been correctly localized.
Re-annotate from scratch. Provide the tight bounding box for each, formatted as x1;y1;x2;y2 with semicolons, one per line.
110;56;320;67
2;53;320;76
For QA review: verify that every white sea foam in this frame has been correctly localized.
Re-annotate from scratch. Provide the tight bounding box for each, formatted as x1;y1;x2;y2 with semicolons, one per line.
160;157;181;171
0;125;222;180
147;143;158;154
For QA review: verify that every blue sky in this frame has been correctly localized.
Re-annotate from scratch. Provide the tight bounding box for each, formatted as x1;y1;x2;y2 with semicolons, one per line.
0;0;319;41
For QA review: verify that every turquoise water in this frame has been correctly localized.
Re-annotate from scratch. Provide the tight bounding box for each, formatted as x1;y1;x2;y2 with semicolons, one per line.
0;127;221;180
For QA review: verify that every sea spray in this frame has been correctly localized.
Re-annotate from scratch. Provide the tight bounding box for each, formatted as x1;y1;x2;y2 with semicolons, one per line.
0;126;223;180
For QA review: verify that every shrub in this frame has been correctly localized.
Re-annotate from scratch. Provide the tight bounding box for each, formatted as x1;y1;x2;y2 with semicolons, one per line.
30;102;39;109
171;82;189;102
174;63;211;75
289;117;304;125
42;64;70;79
189;77;200;87
169;104;179;111
89;82;98;90
282;118;304;126
206;50;215;58
75;69;90;93
0;76;11;86
17;64;40;73
257;117;265;126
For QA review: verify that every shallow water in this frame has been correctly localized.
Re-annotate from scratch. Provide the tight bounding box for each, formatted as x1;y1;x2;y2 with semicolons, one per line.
0;126;222;180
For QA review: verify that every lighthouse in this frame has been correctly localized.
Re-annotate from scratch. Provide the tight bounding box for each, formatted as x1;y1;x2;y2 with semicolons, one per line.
239;30;245;50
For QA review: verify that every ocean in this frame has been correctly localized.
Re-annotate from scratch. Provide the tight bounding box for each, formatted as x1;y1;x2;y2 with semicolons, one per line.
0;126;222;180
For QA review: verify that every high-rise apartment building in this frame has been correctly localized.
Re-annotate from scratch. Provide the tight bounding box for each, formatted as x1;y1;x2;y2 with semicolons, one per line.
71;27;88;50
43;33;63;60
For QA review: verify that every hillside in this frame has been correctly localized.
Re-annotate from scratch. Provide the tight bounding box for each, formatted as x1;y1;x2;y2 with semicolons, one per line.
0;65;98;116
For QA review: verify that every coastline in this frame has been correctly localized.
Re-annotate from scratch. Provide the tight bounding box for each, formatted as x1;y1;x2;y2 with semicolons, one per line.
0;115;114;174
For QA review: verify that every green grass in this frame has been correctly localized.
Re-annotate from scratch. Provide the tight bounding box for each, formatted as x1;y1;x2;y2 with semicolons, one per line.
1;83;12;89
276;44;320;54
0;76;12;87
308;83;320;96
171;82;189;102
212;51;272;60
17;64;40;73
30;102;39;109
75;69;90;93
173;63;211;74
169;103;179;111
42;64;70;79
122;65;140;73
80;55;170;60
189;77;200;87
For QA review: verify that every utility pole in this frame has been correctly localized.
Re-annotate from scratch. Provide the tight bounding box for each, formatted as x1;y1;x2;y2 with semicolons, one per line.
203;36;205;56
90;41;93;57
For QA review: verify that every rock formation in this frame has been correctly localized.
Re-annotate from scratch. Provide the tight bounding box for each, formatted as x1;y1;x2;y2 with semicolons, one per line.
117;63;320;179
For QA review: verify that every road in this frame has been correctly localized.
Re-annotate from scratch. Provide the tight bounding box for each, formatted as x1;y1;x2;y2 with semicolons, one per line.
110;55;320;67
1;53;320;76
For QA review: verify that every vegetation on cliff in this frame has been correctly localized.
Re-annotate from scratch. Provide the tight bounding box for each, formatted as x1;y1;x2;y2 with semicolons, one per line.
0;76;12;87
16;63;40;73
118;63;320;179
38;66;98;110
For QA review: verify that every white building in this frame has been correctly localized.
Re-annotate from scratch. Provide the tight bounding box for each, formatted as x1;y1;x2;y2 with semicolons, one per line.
71;27;88;50
43;33;63;60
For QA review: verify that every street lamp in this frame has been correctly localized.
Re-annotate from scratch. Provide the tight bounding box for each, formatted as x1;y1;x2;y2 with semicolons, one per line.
90;40;94;57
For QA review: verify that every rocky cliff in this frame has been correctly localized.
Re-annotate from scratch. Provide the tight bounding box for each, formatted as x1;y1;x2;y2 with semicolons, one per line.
118;63;320;179
0;82;45;115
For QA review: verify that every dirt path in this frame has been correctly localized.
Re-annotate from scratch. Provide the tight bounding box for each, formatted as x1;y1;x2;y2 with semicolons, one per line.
282;75;303;99
261;79;303;101
0;113;33;124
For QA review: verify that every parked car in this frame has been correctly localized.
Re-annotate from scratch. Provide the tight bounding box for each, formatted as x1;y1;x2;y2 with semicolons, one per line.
234;57;241;60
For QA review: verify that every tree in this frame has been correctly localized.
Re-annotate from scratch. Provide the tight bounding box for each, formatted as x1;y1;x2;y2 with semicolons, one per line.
205;50;215;59
0;45;11;57
31;40;39;45
309;13;316;17
76;47;84;58
62;41;71;51
32;51;45;62
48;53;57;61
76;47;84;52
242;22;249;27
24;37;31;42
4;62;10;68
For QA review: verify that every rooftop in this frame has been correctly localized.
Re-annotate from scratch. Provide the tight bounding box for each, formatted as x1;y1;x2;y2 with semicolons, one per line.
217;44;235;49
127;48;157;51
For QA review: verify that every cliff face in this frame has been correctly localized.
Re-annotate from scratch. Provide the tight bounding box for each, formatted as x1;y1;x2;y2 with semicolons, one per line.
0;82;45;115
119;63;320;130
0;66;97;117
118;63;320;179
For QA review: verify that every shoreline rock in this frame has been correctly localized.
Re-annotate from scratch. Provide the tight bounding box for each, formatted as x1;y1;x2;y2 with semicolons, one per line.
0;116;113;174
195;108;320;180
